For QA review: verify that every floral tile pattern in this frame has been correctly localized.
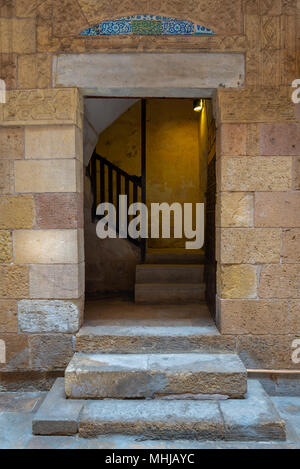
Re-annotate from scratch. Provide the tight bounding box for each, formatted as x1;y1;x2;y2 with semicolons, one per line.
80;15;215;36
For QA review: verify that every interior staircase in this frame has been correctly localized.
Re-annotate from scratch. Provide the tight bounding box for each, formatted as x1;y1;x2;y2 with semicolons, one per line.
32;291;286;442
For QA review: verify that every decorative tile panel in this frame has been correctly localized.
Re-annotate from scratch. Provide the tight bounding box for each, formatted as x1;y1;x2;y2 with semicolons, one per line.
80;15;215;36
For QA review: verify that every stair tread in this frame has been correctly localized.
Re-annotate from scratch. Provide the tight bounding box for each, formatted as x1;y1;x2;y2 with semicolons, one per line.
78;380;285;441
67;352;246;373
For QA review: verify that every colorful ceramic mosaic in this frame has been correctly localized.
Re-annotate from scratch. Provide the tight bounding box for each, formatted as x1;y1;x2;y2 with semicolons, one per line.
80;15;215;36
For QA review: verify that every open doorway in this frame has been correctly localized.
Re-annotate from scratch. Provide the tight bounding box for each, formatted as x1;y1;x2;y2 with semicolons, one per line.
83;97;216;319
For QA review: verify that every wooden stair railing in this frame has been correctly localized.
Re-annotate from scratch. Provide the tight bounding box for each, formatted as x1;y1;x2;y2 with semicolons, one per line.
88;151;143;249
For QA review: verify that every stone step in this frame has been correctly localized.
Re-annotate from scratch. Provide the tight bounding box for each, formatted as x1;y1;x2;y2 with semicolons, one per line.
76;324;236;354
135;283;205;304
146;251;205;265
65;352;247;399
136;264;204;284
78;380;286;441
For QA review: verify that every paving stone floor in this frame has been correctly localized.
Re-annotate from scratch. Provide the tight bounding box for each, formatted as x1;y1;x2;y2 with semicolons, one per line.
0;391;300;449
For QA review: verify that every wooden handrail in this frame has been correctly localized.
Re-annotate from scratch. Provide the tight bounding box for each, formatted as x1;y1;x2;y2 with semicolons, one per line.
89;150;143;248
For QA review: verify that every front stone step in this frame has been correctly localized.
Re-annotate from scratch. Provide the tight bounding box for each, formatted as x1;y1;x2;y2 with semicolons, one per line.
135;283;205;304
65;352;247;399
136;265;204;284
78;380;285;441
33;379;286;442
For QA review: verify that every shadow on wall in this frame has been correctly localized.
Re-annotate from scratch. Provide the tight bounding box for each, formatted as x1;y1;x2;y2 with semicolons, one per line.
84;174;140;298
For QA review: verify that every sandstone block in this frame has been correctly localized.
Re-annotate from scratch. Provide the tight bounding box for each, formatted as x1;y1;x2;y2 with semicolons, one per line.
259;123;300;156
14;230;82;264
282;229;300;263
237;334;300;370
18;54;52;89
35;193;83;229
219;265;258;299
221;157;292;191
16;1;40;17
219;228;281;264
29;334;75;371
218;299;290;335
0;300;18;333
0;196;34;229
289;301;300;334
218;87;295;124
29;264;84;299
0;128;24;159
0;231;12;263
0;333;29;370
25;125;81;159
259;265;300;298
216;192;253;227
255;192;300;227
0;161;14;194
1;89;80;127
0;265;29;298
12;18;36;54
219;124;247;156
14;160;77;193
18;300;81;333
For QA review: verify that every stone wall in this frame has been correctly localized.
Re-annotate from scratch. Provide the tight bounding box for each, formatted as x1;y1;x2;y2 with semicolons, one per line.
0;0;299;376
0;88;84;383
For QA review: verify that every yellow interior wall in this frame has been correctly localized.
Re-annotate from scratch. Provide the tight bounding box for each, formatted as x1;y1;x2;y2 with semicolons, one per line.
96;98;210;250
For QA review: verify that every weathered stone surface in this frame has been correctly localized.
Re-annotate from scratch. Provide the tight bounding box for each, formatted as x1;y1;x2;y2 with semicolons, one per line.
237;334;300;369
0;230;12;263
15;0;40;17
54;53;245;91
14;230;82;264
221;157;292;191
217;87;295;123
0;300;17;333
217;192;253;228
0;127;24;159
0;333;29;370
29;334;75;371
0;265;29;298
29;264;84;299
0;18;36;54
1;89;81;126
79;398;224;440
0;160;14;194
136;265;204;284
255;193;300;227
25;125;81;159
290;301;300;334
135;284;205;304
18;300;81;333
0;196;34;229
219;380;286;441
14;159;77;193
282;229;300;263
32;378;83;436
259;123;300;156
18;54;52;89
259;265;300;298
219;228;281;264
218;299;290;335
35;193;83;229
294;156;300;190
65;353;247;399
76;324;236;355
219;124;247;156
219;265;258;299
